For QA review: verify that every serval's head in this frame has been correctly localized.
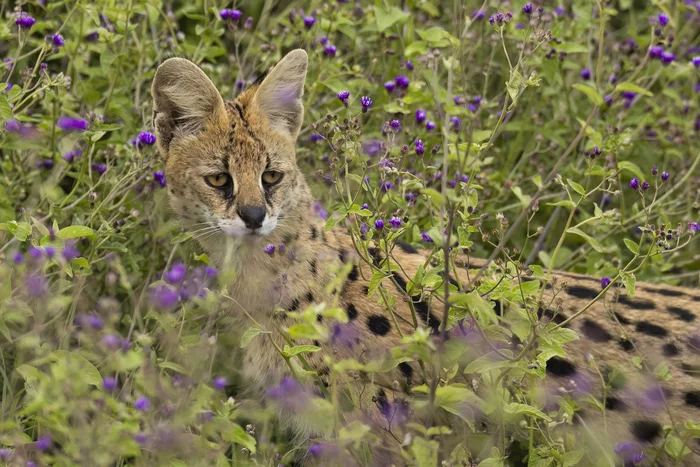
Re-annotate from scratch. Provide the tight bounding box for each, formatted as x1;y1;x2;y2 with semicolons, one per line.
151;50;309;247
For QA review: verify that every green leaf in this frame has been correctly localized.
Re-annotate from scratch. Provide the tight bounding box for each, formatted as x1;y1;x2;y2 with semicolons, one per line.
464;351;513;374
546;200;576;209
170;232;193;244
240;325;267;348
420;188;445;208
506;69;524;102
566;227;603;253
287;323;323;340
623;238;640;255
563;450;585;466
617;161;645;180
375;6;410;32
57;225;96;240
434;385;482;425
16;364;42;384
49;350;102;386
567;179;586;196
620;272;636;297
282;345;321;358
339;421;371;441
449;291;497;326
572;84;604;106
411;437;439;467
0;95;13;122
653;362;671;381
615;82;653;97
503;403;551;421
665;434;692;459
223;423;256;454
404;41;429;57
158;361;188;375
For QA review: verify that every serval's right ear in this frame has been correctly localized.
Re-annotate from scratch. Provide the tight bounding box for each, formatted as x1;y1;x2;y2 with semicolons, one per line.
151;58;226;155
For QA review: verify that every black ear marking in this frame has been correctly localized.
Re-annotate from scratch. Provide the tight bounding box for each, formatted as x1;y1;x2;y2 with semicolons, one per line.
398;362;414;382
662;342;680;357
546;356;577;377
685;391;700;408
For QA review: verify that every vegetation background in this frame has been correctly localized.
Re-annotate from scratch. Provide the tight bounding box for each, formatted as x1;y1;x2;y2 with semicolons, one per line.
0;0;698;466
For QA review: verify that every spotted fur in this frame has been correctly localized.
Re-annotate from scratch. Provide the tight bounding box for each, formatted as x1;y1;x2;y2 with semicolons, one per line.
153;51;700;466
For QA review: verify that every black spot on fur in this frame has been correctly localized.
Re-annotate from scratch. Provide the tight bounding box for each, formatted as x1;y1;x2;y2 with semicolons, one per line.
681;363;700;377
392;274;441;332
581;319;613;342
396;241;419;254
367;247;383;265
613;312;631;325
668;306;696;322
546;357;577;377
362;286;369;295
288;298;300;312
635;321;668;338
305;292;314;303
605;396;625;411
630;420;662;442
685;391;700;408
367;315;392;336
662;342;680;357
438;270;459;287
310;226;318;240
566;285;599;300
655;288;684;297
618;295;657;310
309;260;317;276
348;265;359;281
619;338;634;352
398;362;414;381
346;304;358;321
494;300;503;316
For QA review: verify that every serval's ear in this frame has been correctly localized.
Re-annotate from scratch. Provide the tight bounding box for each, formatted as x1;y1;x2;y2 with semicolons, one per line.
151;58;226;154
253;49;308;139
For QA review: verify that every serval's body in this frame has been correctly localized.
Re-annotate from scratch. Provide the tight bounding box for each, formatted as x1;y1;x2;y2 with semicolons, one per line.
152;50;700;466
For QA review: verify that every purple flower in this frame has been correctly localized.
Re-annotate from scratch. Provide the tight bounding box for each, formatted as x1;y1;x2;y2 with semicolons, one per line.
629;178;640;190
57;116;89;132
522;3;533;14
374;219;385;230
44;246;56;258
102;334;122;351
103;376;117;391
4;119;20;133
693;56;700;68
379;180;392;192
395;75;410;89
134;396;151;411
153;170;166;187
580;68;591;80
657;13;669;26
415;140;425;155
415;109;427;124
165;263;186;284
649;45;664;59
16;13;36;29
331;324;361;348
450;116;461;130
0;449;11;460
213;376;227;391
91;163;107;175
37;159;54;169
689;222;699;234
405;59;414;70
36;435;51;452
661;171;670;181
309;442;340;458
205;266;217;278
641;181;650;191
219;9;242;21
62;243;80;261
85;31;99;41
51;34;65;47
323;44;337;57
303;16;316;28
389;217;402;229
336;90;350;106
244;17;253;29
267;377;308;410
264;244;276;255
633;452;644;464
661;51;675;64
390;119;401;132
426;120;436;130
149;284;179;309
313;201;328;219
62;148;82;162
26;273;48;297
421;231;433;243
384;80;396;92
614;442;633;454
12;251;23;263
360;203;370;211
29;247;43;260
360;96;373;112
651;165;658;176
87;314;104;330
601;277;611;288
472;9;486;20
138;131;156;145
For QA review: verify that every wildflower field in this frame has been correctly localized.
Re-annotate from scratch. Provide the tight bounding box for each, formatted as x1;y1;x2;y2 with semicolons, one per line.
1;1;699;466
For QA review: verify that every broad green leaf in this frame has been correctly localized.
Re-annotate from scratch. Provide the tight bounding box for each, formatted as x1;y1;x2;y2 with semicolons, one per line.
170;232;193;244
617;160;644;180
464;351;513;374
50;350;102;386
421;188;445;208
504;402;551;421
449;291;497;326
566;227;603;253
620;272;636;297
411;437;439;467
282;345;321;358
0;95;12;121
158;361;188;375
339;421;371;441
665;434;692;459
572;84;603;106
223;423;256;454
375;6;410;32
623;238;640;255
567;179;586;196
240;325;267;348
57;225;96;240
563;450;585;466
546;200;576;209
615;82;653;97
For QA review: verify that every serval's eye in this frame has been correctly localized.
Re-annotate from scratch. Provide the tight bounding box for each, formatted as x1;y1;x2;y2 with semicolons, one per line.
262;171;283;186
204;173;231;189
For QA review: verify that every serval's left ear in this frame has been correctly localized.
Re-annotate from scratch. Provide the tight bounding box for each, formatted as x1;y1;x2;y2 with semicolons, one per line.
253;49;308;139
